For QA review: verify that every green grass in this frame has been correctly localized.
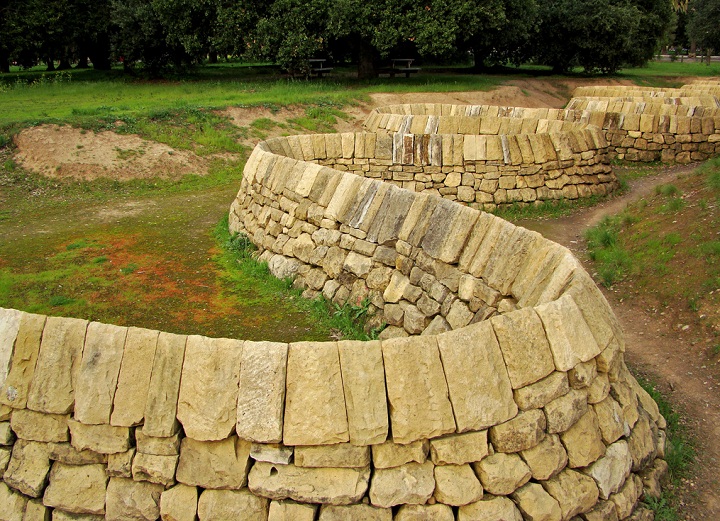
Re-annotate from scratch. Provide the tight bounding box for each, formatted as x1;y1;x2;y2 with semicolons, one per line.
493;194;609;221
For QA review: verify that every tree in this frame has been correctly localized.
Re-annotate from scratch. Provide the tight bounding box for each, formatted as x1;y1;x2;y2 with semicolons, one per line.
688;0;720;53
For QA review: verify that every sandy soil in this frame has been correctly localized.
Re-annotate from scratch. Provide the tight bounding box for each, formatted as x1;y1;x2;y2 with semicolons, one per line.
10;76;718;518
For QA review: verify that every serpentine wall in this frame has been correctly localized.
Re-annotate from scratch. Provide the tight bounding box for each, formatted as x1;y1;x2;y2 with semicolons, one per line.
365;81;720;164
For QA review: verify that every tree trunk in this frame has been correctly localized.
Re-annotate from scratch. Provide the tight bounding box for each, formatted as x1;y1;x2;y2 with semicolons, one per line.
0;50;9;73
57;57;72;70
208;51;218;64
357;40;377;79
45;58;56;71
76;56;89;69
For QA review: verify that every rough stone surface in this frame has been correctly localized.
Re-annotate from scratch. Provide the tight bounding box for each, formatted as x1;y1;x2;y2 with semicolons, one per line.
3;439;51;497
561;410;606;468
337;340;388;445
22;498;49;521
0;309;21;391
437;322;517;432
143;332;186;438
132;452;178;487
250;443;294;465
46;442;105;466
512;482;563;521
429;431;488;465
542;468;599;519
318;504;392;521
106;477;164;521
520;433;568;481
381;336;455;443
283;342;349;446
177;335;243;441
295;443;370;468
582;500;620;521
593;396;628;445
135;429;181;456
544;389;589;434
26;316;87;415
111;327;159;427
369;461;436;508
489;409;546;453
0;481;28;521
197;488;269;521
68;419;131;454
585;441;632;500
175;436;251;490
160;484;198;521
0;313;45;410
473;452;531;496
372;440;429;469
107;448;135;478
43;462;108;515
74;322;128;425
10;409;68;443
433;463;484;506
248;461;370;506
457;496;523;521
236;341;288;444
268;500;317;521
513;372;569;411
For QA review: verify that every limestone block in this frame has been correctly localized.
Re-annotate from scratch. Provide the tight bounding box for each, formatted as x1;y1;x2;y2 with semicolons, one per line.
26;316;87;415
46;442;106;466
429;431;489;465
74;322;127;425
0;312;46;410
111;327;159;427
295;443;370;468
0;446;11;474
287;346;350;446
197;489;269;521
420;199;479;264
588;373;611;404
0;421;15;444
369;461;435;508
489;409;546;453
584;441;632;500
43;462;108;515
473;452;531;496
609;474;642;520
491;308;555;389
457;496;523;521
610;381;639;429
517;428;567;481
394;504;454;521
160;484;198;521
639;458;668;500
135;429;181;456
0;481;28;521
236;341;287;444
544;389;588;434
433;463;483;506
593;396;628;445
318;504;392;521
10;409;69;443
175;436;251;490
627;411;657;472
628;377;662;426
569;360;598;389
372;439;429;469
250;443;294;465
268;500;317;521
132;452;178;487
51;513;104;521
0;308;21;389
560;409;606;468
337;340;388;445
3;439;51;497
106;477;164;521
542;468;599;519
511;482;562;521
437;322;517;432
177;335;243;442
23;498;50;521
514;372;569;411
381;336;455;443
248;461;370;505
105;448;134;479
143;332;187;438
581;500;619;521
67;419;131;454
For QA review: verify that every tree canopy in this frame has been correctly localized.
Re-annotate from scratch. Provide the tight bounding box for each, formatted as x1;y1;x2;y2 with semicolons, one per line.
0;0;696;76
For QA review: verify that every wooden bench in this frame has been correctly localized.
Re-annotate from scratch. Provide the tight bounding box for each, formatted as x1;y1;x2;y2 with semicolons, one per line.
379;58;421;78
308;59;333;78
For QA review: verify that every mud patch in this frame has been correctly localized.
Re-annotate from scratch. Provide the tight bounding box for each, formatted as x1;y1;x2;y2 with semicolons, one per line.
14;124;211;181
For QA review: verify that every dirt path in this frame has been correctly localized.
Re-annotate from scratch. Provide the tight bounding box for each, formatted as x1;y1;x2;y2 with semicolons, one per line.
518;168;720;520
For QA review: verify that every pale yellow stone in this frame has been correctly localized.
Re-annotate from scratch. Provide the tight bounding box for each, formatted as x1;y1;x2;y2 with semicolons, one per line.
609;474;642;519
47;442;105;466
160;484;198;521
248;461;370;506
132;452;178;487
0;420;15;444
0;312;46;410
369;461;435;508
26;316;87;415
43;462;108;515
236;340;288;444
593;395;628;445
3;439;51;497
544;388;588;434
489;409;546;453
473;452;531;496
436;322;517;432
111;327;159;427
627;411;657;472
250;443;293;464
561;409;606;468
143;332;187;438
395;504;454;521
491;308;555;389
433;464;483;506
381;336;455;444
197;489;269;521
74;322;127;425
283;341;349;446
0;481;28;521
337;340;388;445
0;308;21;390
135;429;181;456
68;419;131;454
177;335;243;441
106;477;164;521
10;409;68;443
513;372;569;411
22;498;50;521
107;448;135;478
585;441;632;500
582;500;619;521
542;468;599;519
512;482;562;521
458;496;523;521
520;433;567;481
268;500;316;521
295;443;370;468
372;439;429;469
429;431;488;465
318;504;392;521
175;436;251;490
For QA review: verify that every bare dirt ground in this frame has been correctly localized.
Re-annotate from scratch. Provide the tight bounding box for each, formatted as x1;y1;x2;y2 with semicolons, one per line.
11;76;718;518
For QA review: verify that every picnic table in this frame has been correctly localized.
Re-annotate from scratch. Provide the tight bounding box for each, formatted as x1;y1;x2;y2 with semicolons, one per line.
308;58;333;78
380;58;421;78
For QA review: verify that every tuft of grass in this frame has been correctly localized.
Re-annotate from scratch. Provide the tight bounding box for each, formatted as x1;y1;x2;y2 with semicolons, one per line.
493;194;606;221
119;263;138;275
49;295;76;307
